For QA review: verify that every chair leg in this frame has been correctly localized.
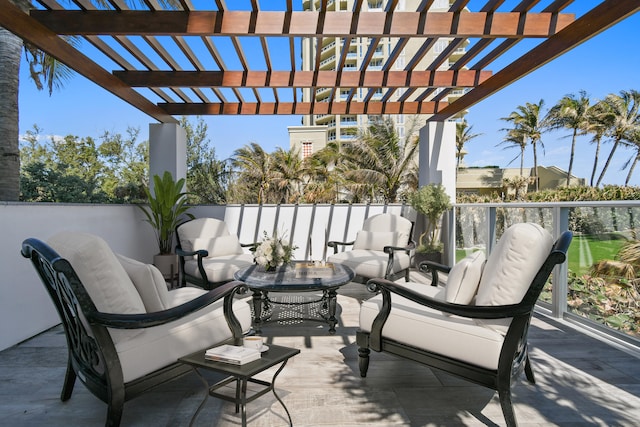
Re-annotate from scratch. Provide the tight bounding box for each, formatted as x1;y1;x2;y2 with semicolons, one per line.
524;354;536;384
358;347;370;377
106;388;125;427
498;387;518;427
60;358;76;401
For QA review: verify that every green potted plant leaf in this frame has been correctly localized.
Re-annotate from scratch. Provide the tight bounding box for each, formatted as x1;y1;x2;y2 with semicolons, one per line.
408;183;451;265
138;171;194;279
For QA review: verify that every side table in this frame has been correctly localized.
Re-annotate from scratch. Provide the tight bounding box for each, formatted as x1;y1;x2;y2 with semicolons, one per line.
179;342;300;426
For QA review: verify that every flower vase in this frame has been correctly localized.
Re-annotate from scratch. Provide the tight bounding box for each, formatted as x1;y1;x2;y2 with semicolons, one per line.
265;265;277;272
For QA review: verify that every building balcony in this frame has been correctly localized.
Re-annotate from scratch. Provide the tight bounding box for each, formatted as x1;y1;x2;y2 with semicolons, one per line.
2;201;639;425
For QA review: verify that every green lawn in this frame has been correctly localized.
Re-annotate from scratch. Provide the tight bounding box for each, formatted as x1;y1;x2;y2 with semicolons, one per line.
455;233;628;275
567;234;628;275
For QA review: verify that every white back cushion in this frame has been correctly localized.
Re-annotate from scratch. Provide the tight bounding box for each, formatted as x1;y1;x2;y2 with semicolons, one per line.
361;213;412;247
191;235;244;257
178;218;232;253
48;232;146;315
116;254;169;312
445;251;486;304
476;223;553;307
352;231;406;251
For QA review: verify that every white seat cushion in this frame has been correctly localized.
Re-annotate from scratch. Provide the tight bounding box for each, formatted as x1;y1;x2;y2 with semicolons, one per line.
445;251;486;304
184;253;255;283
360;290;504;370
115;287;253;382
116;254;169;312
328;249;410;279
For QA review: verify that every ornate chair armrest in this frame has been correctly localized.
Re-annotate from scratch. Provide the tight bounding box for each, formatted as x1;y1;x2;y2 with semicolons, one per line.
367;277;530;319
87;281;248;341
418;260;451;287
241;242;259;252
327;240;355;254
365;278;530;352
176;247;209;258
383;241;415;254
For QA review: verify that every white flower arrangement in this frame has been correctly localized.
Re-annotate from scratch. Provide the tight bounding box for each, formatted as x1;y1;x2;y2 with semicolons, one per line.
254;230;296;270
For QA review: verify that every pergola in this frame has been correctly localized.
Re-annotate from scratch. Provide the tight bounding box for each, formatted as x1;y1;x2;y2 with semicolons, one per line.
2;0;638;126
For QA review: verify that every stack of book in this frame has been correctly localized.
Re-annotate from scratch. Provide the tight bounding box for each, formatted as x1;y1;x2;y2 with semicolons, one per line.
205;345;261;365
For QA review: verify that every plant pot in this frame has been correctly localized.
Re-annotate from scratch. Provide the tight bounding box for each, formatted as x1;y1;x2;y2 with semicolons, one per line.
153;253;179;280
414;251;442;267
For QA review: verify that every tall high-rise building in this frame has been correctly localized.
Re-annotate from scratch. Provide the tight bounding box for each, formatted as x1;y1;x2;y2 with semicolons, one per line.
291;0;466;157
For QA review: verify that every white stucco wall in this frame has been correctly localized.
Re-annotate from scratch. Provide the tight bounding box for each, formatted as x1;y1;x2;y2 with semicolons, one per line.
1;202;410;351
1;203;157;351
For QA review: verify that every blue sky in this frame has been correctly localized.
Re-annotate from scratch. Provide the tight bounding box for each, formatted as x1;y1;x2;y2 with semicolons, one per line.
18;3;640;186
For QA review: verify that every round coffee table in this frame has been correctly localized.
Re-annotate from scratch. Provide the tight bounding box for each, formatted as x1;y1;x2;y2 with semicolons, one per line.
234;262;355;334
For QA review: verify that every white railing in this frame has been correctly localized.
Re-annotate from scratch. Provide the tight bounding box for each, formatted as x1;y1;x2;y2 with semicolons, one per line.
4;201;639;353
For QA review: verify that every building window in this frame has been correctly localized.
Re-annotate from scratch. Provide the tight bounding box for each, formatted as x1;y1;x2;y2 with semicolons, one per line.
302;141;313;159
434;40;448;54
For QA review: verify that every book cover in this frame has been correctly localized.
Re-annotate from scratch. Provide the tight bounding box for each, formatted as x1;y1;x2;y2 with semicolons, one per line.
205;345;261;365
295;262;335;278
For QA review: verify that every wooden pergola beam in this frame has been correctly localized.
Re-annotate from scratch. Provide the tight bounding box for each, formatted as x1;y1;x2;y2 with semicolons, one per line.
0;0;177;123
429;0;640;122
115;70;491;88
160;101;446;115
31;10;574;38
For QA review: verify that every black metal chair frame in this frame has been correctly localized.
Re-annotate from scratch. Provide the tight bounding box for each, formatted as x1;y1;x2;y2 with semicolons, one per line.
175;219;257;290
21;238;246;427
356;231;572;427
327;220;416;284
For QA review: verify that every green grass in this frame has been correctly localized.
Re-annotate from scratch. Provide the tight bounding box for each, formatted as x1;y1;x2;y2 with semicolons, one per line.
455;234;628;275
567;234;628;275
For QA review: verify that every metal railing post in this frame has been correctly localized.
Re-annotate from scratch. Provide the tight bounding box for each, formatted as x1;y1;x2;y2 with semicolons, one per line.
551;206;570;318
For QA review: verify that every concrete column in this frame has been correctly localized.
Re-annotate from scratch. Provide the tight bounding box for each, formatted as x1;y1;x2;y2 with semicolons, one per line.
149;123;187;190
418;121;456;199
418;121;457;265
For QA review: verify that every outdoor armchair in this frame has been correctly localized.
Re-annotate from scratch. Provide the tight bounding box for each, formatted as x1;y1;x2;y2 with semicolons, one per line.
21;232;252;427
356;223;572;427
176;217;256;290
327;213;415;283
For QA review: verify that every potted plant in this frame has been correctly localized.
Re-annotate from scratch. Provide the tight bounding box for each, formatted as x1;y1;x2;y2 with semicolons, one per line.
138;171;194;279
408;183;452;265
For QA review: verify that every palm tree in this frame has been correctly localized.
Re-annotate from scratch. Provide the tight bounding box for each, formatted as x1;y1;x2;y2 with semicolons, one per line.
546;90;591;186
497;128;527;176
339;117;419;203
500;100;547;191
622;127;640;186
270;147;305;203
595;90;640;187
1;0;32;201
231;142;273;204
1;0;178;201
455;121;481;175
302;142;342;203
584;99;610;187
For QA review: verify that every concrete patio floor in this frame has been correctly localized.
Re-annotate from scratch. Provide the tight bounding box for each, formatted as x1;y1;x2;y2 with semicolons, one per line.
1;275;640;427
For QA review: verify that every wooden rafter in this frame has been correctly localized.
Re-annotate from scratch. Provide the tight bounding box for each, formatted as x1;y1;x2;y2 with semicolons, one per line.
0;0;635;121
429;0;640;121
114;70;491;88
31;10;575;38
161;100;445;116
0;0;176;123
